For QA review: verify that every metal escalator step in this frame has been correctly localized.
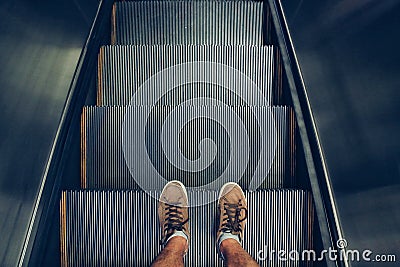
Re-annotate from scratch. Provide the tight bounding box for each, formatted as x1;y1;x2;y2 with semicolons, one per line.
81;106;295;190
98;45;278;106
112;1;270;45
61;189;313;267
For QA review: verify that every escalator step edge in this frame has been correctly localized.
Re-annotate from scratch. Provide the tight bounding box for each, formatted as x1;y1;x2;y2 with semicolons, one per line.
61;189;313;267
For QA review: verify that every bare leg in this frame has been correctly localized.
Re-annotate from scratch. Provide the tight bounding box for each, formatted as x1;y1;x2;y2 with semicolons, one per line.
151;236;187;267
220;239;259;267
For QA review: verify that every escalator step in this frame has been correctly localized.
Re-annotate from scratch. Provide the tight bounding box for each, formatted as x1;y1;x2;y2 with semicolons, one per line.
112;1;270;45
98;45;279;106
61;189;313;267
81;106;295;190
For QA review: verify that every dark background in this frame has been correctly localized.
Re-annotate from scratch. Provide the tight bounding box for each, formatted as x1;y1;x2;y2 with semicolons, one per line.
0;0;399;266
282;0;400;265
0;0;99;265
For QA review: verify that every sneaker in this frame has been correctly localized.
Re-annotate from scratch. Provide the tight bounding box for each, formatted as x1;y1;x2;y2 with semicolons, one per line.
217;182;248;243
158;180;190;246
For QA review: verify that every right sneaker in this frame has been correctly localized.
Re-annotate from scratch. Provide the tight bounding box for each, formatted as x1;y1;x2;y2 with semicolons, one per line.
217;182;248;244
158;180;190;246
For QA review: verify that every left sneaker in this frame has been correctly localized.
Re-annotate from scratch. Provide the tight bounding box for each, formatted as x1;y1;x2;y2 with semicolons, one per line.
158;180;190;246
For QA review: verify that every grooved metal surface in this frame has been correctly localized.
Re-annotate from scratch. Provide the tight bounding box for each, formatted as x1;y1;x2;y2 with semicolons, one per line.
61;189;313;267
98;45;278;106
81;106;295;190
112;1;270;45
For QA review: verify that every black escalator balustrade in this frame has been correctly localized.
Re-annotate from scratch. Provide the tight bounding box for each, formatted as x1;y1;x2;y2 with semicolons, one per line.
61;1;316;266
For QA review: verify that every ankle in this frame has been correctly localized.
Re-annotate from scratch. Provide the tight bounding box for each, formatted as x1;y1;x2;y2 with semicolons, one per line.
219;238;241;255
165;236;188;255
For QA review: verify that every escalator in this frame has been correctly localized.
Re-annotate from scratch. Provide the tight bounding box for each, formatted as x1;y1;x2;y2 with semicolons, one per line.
22;1;346;266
